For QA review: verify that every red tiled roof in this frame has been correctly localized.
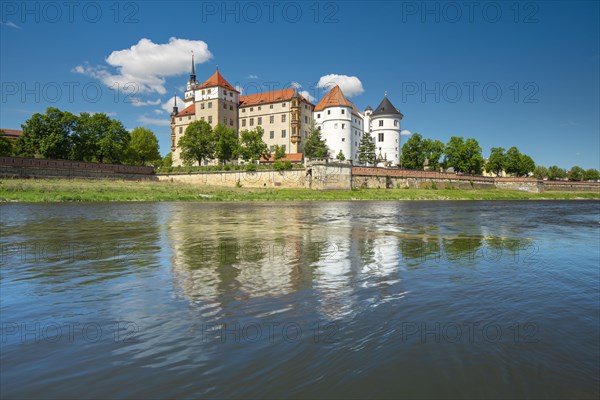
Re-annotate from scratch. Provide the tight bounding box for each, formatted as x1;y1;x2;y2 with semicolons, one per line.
198;70;238;92
175;104;195;117
314;85;361;116
240;88;314;107
0;128;23;140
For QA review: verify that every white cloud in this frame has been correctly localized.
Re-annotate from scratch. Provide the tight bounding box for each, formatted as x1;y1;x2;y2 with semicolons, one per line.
73;37;213;95
299;90;316;103
153;109;165;114
160;96;185;113
247;74;259;79
317;74;364;97
1;21;22;29
401;129;412;136
138;115;171;126
290;81;302;89
130;98;162;107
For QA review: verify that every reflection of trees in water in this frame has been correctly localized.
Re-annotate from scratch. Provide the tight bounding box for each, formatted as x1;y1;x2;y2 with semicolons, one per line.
2;204;162;291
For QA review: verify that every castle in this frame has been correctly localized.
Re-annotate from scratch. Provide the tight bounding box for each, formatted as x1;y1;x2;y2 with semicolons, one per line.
170;56;404;166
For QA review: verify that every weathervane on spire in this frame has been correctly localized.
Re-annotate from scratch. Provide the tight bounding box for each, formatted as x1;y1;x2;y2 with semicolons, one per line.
384;91;387;97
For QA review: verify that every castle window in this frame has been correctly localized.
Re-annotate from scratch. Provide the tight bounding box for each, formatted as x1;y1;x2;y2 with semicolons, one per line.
242;108;246;113
328;110;331;115
317;113;321;118
179;127;182;133
188;116;191;120
282;103;286;107
282;144;286;152
342;123;345;129
394;120;399;127
281;130;286;138
201;116;205;121
242;119;246;127
250;107;254;112
270;145;274;152
305;116;308;123
342;138;345;142
250;118;254;126
230;119;234;126
292;127;296;135
179;117;182;121
258;117;262;125
378;133;384;142
281;115;286;122
201;103;205;109
379;120;383;127
270;115;274;124
223;104;227;109
202;90;205;95
341;109;345;114
318;126;321;131
208;102;212;108
270;131;274;139
270;104;273;109
230;105;233;110
224;90;227;96
258;106;261;111
208;116;213;123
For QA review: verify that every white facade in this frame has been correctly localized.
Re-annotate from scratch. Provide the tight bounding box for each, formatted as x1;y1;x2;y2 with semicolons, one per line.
314;106;358;161
370;114;402;165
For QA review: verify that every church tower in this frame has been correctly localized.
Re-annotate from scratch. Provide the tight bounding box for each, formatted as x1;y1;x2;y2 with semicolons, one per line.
184;53;199;108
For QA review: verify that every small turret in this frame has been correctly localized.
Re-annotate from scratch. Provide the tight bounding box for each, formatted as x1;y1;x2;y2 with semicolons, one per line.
170;94;179;117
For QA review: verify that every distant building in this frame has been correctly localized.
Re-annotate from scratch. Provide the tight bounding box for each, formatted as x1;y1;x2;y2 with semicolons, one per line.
169;56;405;166
0;129;23;141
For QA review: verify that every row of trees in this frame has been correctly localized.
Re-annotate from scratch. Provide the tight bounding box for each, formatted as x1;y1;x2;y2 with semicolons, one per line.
1;108;163;166
532;165;599;182
178;121;331;166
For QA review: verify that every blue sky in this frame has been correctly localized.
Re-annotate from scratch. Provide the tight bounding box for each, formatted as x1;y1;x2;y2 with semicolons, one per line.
1;1;598;169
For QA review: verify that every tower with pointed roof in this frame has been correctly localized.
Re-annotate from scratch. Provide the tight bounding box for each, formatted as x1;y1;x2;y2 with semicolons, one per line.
313;85;364;161
193;67;240;132
369;93;403;165
184;53;199;107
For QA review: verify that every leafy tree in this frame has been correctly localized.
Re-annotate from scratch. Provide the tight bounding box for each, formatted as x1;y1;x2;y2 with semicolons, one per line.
128;127;161;165
72;112;106;161
357;132;376;165
533;165;548;180
162;152;173;168
303;124;329;159
443;136;484;174
504;147;535;177
17;107;77;159
95;119;130;164
178;120;215;166
547;165;567;180
238;127;269;161
336;150;346;161
486;147;506;176
568;166;585;181
423;138;444;171
273;144;286;161
401;133;425;169
213;124;239;165
0;130;13;156
583;168;600;182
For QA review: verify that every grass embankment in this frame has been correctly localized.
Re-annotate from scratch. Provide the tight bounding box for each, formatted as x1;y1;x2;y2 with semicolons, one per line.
1;178;598;202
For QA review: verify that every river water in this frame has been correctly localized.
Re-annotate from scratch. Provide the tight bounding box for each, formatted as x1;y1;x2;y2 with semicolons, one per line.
1;201;599;399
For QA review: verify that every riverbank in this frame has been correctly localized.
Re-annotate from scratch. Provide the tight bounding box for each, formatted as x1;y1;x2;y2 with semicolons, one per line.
1;178;599;202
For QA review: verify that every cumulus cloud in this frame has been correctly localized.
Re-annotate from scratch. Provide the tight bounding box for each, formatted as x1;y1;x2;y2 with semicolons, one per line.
401;129;412;136
290;81;302;89
138;115;171;126
160;96;185;113
130;98;162;107
73;37;213;95
317;74;364;97
299;90;316;103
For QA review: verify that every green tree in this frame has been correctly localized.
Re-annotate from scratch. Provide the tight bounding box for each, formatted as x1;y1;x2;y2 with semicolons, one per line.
547;165;567;180
72;112;104;161
357;132;376;165
533;165;548;179
486;147;506;176
336;149;346;161
568;166;585;181
443;136;484;174
583;168;600;182
0;130;13;156
303;124;329;159
401;133;425;170
178;120;215;166
213;124;239;165
238;127;269;162
504;147;535;177
273;144;286;161
128;127;161;165
17;107;77;159
95;119;130;164
423;139;444;171
162;152;173;168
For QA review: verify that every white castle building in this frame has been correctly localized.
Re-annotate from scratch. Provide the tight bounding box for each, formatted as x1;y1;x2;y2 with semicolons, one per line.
170;57;405;166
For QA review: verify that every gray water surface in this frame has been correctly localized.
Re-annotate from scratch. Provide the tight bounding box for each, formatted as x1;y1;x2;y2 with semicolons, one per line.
1;201;599;399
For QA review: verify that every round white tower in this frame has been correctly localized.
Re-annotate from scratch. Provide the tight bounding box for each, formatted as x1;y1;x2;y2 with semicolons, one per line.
369;94;403;166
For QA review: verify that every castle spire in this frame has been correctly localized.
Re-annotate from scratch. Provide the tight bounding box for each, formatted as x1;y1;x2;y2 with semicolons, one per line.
189;51;196;83
171;92;179;116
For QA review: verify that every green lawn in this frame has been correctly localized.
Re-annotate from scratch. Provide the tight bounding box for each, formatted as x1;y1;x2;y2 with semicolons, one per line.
0;178;598;202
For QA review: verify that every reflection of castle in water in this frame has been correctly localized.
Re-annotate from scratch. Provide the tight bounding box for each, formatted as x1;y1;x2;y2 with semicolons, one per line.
168;203;406;321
